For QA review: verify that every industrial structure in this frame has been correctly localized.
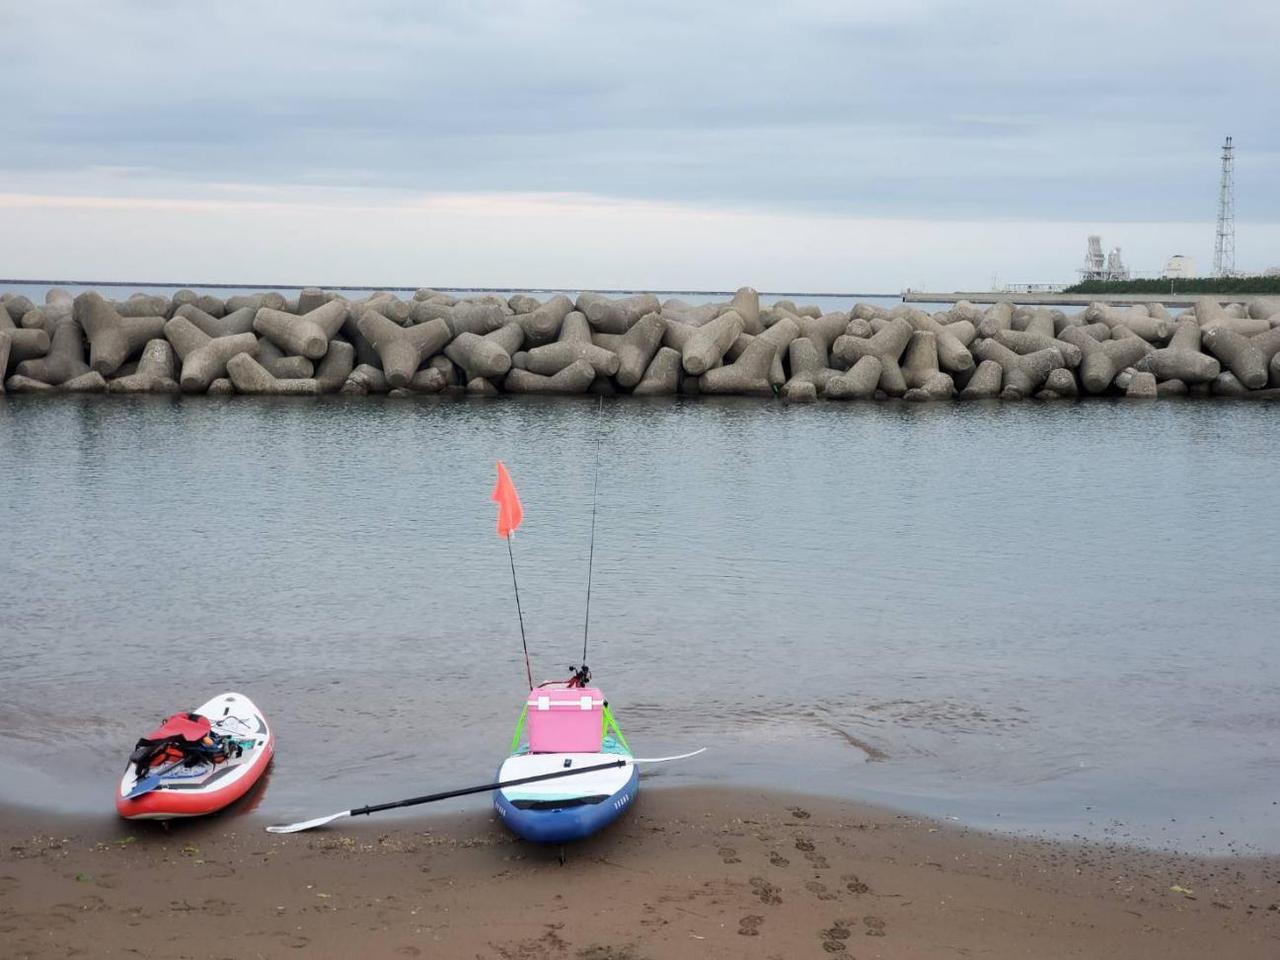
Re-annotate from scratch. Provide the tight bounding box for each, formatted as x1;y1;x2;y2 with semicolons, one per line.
1213;135;1235;277
1078;235;1129;282
1162;254;1197;279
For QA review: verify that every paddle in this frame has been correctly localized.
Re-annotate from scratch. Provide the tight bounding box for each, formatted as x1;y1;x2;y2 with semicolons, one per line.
265;749;706;834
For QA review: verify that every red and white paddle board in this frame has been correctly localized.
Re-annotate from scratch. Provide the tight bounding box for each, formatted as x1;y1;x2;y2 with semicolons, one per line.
116;691;274;820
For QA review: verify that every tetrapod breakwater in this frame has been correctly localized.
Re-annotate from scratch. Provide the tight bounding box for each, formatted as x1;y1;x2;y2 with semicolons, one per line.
3;287;1279;401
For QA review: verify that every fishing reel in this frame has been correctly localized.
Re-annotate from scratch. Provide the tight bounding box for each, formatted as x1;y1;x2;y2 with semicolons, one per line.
567;664;591;688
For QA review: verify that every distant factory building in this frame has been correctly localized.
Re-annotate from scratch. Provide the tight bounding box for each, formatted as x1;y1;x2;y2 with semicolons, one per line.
1079;235;1129;282
1162;255;1197;279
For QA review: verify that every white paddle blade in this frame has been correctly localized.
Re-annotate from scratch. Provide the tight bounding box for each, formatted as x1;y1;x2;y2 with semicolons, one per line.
266;810;352;834
630;747;707;764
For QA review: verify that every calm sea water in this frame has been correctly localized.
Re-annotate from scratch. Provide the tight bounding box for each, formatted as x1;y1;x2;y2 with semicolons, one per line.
1;397;1277;853
1;287;1276;854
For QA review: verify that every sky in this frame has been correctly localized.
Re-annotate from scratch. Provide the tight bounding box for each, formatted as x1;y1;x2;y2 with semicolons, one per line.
1;0;1277;291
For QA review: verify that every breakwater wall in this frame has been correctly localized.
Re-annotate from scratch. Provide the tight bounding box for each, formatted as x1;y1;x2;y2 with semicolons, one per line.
3;287;1279;401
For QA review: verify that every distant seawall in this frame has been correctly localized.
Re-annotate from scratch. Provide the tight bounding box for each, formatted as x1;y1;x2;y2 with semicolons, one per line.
3;286;1279;402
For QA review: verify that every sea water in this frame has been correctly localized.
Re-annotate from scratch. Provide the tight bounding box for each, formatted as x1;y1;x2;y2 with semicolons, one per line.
0;290;1277;854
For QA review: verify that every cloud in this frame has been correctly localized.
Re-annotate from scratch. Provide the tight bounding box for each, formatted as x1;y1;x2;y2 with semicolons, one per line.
1;1;1277;285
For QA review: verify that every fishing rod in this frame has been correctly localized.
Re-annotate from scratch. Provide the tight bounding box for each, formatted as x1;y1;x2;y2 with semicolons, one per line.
265;749;707;834
580;395;604;670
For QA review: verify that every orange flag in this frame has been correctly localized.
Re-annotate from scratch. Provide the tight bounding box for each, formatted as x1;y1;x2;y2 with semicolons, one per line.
492;461;524;538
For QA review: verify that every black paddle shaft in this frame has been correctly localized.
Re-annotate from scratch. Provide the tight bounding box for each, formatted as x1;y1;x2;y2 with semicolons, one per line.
350;757;628;817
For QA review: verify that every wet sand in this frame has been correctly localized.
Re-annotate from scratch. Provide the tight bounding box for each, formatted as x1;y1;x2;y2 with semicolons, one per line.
2;787;1277;959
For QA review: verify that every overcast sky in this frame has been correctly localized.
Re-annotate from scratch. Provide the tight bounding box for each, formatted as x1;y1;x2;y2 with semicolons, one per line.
2;1;1276;290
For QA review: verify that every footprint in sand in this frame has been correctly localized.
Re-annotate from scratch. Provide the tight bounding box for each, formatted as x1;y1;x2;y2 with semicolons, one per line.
794;838;815;853
748;876;783;905
842;874;870;895
738;914;763;936
789;807;811;820
820;921;852;953
863;915;887;937
805;880;838;902
718;847;741;864
769;851;790;867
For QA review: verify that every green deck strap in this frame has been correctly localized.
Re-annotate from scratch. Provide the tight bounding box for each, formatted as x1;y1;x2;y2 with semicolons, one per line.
509;704;528;754
602;704;630;752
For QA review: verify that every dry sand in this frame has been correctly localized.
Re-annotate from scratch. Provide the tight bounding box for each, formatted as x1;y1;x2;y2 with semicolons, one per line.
2;786;1277;959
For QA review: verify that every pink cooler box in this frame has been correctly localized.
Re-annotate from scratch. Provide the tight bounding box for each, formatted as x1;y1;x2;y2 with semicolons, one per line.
526;686;604;753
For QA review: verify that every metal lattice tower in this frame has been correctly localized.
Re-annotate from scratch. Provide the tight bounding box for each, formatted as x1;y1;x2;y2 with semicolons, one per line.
1213;136;1235;277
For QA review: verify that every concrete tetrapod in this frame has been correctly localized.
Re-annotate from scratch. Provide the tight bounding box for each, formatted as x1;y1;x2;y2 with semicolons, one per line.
2;294;35;318
795;314;850;365
225;353;319;396
755;317;800;386
517;336;619;378
663;300;724;327
314;341;356;393
504;358;595;395
357;313;451;388
1211;372;1249;397
785;337;838;395
15;320;91;385
782;380;817;403
631;347;681;396
903;372;955;402
1245;298;1280;320
976;301;1013;337
595;313;664;388
163;317;259;393
681;310;745;376
252;338;315;379
508;294;542;315
341;364;390;395
1085;303;1169;343
348;293;410;326
958;359;1003;399
0;304;50;367
729;287;762;335
1135;320;1219;384
226;292;286;313
1201;327;1268;388
992;328;1083;368
4;375;58;394
905;311;975;374
445;332;515;380
510;294;573;346
901;330;940;389
75;293;166;375
179;305;258;339
700;336;777;396
106;339;179;394
579;293;661;334
831;317;913;369
254;301;346;360
1059;327;1153;395
971;341;1065;398
112;295;170;319
61;371;108;393
1039;367;1079;399
1125;372;1157;399
825;356;883;400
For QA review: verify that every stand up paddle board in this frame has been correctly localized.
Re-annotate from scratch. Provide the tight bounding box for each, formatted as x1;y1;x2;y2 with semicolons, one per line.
116;691;273;820
494;682;638;845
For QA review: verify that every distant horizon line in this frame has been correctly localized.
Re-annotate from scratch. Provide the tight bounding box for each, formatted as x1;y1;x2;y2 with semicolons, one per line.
0;278;900;299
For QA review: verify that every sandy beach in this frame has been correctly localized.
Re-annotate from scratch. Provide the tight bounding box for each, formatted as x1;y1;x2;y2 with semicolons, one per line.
3;786;1276;959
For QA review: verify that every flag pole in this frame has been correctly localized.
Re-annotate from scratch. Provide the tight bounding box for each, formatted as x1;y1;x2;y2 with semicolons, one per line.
506;532;533;690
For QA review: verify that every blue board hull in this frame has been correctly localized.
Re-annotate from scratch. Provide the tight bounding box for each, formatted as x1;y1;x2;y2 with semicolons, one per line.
494;764;638;844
